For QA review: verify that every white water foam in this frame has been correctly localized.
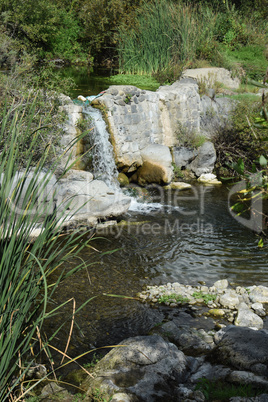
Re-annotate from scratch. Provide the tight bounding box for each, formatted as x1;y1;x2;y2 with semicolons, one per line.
82;102;182;214
83;105;120;191
129;199;164;213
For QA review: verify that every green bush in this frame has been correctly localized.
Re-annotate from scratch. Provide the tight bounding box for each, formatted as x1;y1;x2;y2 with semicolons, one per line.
0;54;76;166
213;98;266;175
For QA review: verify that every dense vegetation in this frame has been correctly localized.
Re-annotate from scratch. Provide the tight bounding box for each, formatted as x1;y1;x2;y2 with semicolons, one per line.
0;0;267;77
0;0;267;398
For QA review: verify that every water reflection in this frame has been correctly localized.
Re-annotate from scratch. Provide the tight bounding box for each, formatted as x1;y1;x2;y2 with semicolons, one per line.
49;185;267;361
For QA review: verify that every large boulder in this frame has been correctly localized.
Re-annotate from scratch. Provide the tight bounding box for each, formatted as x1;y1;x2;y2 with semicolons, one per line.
211;326;268;376
187;141;216;177
130;144;173;185
91;79;234;175
83;335;191;402
92;81;201;173
1;169;131;236
57;175;131;222
182;67;240;89
173;147;197;169
0;170;57;225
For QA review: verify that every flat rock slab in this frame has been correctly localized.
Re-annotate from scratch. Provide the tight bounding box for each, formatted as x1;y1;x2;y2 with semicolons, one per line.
83;335;191;401
163;182;192;190
211;326;268;375
182;67;240;89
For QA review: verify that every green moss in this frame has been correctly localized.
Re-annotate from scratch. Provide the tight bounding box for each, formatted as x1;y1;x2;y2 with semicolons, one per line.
195;378;264;401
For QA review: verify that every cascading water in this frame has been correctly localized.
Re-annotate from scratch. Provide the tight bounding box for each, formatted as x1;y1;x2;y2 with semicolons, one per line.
83;105;120;191
82;102;174;213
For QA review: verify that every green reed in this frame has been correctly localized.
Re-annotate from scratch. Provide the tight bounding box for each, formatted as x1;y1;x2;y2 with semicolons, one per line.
117;0;220;75
0;99;92;401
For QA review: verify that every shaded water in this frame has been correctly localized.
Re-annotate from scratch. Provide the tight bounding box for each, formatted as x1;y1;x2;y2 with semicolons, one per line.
59;66;113;98
52;184;267;360
50;68;267;364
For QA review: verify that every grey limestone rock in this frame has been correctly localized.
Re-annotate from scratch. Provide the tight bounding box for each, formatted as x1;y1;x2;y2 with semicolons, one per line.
234;302;263;329
248;286;268;303
210;326;268;375
187;141;216;177
83;335;191;402
57;178;131;221
173;147;197;168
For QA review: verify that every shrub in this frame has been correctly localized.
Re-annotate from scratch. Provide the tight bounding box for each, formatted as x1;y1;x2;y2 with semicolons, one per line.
0;55;75;166
176;122;207;148
212;98;266;175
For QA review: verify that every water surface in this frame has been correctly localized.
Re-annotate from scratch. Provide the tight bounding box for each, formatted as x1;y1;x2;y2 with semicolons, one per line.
51;184;267;359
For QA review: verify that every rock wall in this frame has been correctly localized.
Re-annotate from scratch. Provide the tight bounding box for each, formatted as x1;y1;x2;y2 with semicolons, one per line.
92;78;234;178
92;78;203;173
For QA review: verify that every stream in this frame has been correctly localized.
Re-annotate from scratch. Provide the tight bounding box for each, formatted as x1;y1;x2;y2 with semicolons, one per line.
53;185;267;355
48;69;268;370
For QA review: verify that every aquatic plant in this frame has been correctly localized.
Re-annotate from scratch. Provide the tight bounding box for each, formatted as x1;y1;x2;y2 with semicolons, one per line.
192;292;217;304
0;99;93;400
158;293;189;304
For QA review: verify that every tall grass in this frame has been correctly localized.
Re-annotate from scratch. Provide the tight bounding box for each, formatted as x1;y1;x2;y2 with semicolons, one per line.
117;0;173;74
117;0;267;80
117;0;219;75
0;100;92;401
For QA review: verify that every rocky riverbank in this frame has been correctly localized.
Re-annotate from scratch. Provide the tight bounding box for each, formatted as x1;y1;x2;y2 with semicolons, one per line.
35;280;268;402
138;279;268;330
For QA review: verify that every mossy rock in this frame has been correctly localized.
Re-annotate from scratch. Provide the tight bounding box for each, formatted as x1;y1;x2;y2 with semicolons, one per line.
117;172;129;187
130;162;168;186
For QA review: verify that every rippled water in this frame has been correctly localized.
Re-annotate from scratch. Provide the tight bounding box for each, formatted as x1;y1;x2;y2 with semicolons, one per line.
50;184;267;361
48;68;268;365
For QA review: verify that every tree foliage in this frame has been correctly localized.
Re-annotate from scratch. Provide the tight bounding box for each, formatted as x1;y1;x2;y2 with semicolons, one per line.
0;0;267;66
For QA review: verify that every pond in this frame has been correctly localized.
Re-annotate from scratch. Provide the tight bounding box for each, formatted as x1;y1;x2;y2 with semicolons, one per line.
51;184;267;367
58;65;160;99
48;66;267;372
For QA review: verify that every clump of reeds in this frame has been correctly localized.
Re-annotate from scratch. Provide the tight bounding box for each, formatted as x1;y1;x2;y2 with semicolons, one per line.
117;0;219;76
0;99;93;400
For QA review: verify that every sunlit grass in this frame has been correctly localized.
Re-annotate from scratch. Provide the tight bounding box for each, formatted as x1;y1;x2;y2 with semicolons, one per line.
108;74;160;91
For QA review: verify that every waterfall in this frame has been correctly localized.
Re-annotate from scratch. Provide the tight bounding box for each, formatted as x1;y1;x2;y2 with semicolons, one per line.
83;105;120;190
82;102;176;214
